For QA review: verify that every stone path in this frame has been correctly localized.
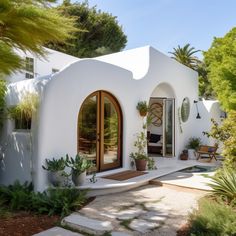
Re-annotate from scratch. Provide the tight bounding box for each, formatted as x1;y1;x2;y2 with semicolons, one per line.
33;226;83;236
36;184;205;236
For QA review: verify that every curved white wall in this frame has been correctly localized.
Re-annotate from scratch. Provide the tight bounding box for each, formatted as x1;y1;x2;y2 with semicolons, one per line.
34;47;199;191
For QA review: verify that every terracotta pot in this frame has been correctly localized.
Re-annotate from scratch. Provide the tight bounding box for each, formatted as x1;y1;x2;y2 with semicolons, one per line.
135;159;147;171
139;111;147;117
180;153;188;160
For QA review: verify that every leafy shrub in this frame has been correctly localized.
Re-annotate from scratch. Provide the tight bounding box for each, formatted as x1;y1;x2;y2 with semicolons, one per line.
0;181;88;217
208;169;236;205
31;188;87;217
189;198;236;236
0;181;33;211
203;112;236;170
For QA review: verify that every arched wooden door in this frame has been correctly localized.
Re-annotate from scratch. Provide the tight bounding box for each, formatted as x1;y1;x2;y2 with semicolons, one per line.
78;91;122;172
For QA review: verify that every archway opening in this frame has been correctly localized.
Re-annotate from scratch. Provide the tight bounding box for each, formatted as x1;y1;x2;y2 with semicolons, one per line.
147;83;175;157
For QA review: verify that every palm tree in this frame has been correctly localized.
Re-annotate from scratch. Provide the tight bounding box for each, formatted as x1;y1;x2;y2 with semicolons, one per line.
169;44;201;70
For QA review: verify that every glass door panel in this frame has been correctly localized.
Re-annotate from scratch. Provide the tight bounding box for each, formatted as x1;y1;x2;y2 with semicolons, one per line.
100;93;121;170
164;99;175;156
103;97;119;164
78;94;98;172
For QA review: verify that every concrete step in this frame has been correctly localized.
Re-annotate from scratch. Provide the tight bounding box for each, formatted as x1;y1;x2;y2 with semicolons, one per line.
62;213;113;235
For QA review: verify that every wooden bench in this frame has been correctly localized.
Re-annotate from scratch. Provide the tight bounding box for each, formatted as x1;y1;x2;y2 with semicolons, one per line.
196;145;218;161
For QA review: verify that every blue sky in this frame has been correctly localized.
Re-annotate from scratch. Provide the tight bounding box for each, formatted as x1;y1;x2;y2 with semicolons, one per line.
67;0;236;57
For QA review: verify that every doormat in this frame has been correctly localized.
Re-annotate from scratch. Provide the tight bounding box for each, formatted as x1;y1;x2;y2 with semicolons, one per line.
102;170;147;181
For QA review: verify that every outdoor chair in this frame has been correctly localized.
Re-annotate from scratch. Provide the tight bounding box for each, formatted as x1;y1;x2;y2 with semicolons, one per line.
196;145;218;162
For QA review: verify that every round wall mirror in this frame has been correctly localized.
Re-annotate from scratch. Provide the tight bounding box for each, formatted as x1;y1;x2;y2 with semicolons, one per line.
181;97;190;122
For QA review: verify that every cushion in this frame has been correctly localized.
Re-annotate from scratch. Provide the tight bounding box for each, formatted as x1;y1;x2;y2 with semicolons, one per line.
149;134;161;143
208;147;215;152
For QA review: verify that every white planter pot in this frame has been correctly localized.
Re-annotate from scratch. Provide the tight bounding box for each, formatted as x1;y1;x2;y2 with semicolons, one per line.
49;170;65;187
188;149;196;160
72;170;86;186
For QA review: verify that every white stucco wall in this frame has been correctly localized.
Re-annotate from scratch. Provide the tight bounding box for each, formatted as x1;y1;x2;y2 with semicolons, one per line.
0;132;32;185
0;46;222;191
0;77;50;186
191;100;222;146
6;48;79;83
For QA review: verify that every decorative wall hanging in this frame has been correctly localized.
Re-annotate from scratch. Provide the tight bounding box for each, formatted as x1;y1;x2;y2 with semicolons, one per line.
181;97;190;122
149;102;163;126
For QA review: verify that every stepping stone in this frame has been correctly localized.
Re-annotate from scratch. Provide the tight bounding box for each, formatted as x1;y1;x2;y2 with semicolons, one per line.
33;226;83;236
144;203;171;212
129;219;160;233
116;207;146;220
100;211;117;219
140;211;167;222
62;213;113;236
111;232;132;236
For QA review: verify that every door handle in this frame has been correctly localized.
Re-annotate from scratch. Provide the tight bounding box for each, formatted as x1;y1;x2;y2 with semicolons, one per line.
97;134;100;142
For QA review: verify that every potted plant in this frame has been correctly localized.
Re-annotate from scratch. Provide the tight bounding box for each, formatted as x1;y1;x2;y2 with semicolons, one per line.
129;131;149;171
180;149;188;160
66;154;92;186
136;101;148;117
42;157;66;186
186;137;201;160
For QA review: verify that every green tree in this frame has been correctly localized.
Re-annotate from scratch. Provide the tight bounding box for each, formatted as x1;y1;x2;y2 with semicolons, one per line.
204;28;236;111
198;61;215;99
204;28;236;169
0;0;76;75
47;1;127;58
169;43;201;70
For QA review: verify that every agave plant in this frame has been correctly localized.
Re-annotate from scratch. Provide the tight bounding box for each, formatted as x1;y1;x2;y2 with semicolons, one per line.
208;169;236;204
42;157;66;172
66;154;92;175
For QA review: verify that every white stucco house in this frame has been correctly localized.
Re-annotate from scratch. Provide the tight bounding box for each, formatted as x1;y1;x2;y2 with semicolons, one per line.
0;46;222;192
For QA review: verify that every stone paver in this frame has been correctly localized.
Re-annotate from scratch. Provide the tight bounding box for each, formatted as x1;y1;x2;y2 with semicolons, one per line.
111;232;132;236
33;226;83;236
144;202;172;211
62;213;113;235
129;219;160;233
140;211;167;222
115;207;146;220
